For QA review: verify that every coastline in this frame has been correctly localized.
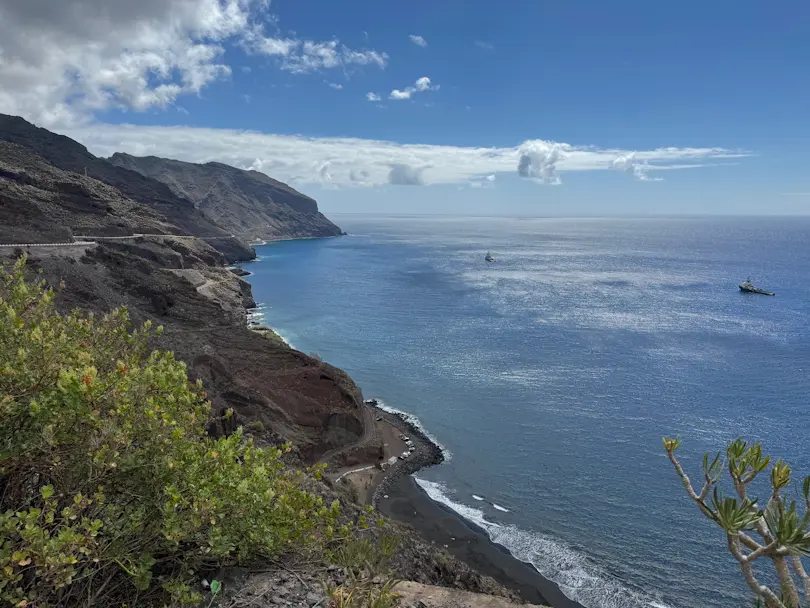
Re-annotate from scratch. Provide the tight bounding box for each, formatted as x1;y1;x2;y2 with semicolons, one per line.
365;402;585;608
238;241;586;608
379;475;585;608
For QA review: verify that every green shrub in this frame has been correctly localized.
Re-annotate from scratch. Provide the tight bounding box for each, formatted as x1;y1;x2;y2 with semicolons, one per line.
245;420;265;433
0;257;341;607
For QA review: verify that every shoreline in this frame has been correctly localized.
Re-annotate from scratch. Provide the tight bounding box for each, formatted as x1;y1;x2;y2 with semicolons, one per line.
361;400;585;608
237;256;586;608
247;232;346;246
379;475;585;608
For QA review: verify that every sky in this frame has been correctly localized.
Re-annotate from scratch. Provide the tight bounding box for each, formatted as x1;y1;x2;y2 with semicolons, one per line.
0;0;808;215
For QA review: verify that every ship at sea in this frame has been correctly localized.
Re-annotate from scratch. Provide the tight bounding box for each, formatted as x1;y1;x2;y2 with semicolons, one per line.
739;277;775;296
485;251;495;263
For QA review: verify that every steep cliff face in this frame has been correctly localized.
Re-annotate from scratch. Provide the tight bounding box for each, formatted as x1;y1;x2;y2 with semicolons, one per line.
0;114;227;238
0;141;173;243
108;153;343;241
20;240;365;462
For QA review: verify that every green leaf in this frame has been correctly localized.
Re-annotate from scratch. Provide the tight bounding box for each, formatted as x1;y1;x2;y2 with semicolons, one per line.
210;579;221;595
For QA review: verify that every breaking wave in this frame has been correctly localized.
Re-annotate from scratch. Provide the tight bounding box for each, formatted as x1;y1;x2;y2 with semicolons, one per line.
413;478;673;608
472;494;484;501
373;399;451;460
245;305;297;349
492;503;510;512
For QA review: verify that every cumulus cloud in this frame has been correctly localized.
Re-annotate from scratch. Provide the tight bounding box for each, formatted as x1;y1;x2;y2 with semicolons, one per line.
366;92;381;102
389;164;428;185
408;35;428;47
610;152;663;181
318;161;332;181
63;122;748;189
325;81;344;90
0;0;387;127
389;76;438;100
247;38;388;74
350;168;371;184
517;141;567;184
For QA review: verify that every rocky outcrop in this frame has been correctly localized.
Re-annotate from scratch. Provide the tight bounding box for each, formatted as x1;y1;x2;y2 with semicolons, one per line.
396;582;548;607
0;141;171;243
108;153;343;241
0;114;227;239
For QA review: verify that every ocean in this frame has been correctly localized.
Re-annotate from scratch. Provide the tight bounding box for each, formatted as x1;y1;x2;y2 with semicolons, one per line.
243;215;810;608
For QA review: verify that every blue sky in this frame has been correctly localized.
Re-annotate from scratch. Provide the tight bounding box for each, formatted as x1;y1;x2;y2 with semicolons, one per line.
2;0;809;214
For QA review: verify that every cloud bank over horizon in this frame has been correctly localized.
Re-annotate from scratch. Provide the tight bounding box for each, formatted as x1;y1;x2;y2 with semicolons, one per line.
0;0;752;195
64;122;749;189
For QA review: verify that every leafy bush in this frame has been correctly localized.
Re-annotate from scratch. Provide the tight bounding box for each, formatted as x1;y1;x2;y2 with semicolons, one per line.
0;257;341;607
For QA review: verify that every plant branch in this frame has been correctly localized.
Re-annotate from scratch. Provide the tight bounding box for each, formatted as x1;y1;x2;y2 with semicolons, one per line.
728;533;787;608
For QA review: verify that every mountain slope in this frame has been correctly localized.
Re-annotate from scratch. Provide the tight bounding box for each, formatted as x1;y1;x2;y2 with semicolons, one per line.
0;114;227;238
108;153;343;241
0;141;177;243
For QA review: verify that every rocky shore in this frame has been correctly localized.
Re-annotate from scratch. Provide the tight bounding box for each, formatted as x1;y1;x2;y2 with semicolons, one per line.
353;402;584;608
368;401;445;508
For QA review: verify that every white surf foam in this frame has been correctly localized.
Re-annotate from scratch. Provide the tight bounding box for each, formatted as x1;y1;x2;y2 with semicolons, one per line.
492;503;510;512
414;478;673;608
472;494;485;501
374;399;451;460
273;330;296;349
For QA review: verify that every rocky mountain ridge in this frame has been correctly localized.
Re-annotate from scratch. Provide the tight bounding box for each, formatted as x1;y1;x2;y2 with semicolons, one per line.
0;113;342;249
109;153;344;242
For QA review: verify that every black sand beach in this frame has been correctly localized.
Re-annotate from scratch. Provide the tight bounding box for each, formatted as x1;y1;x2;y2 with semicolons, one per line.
378;475;586;608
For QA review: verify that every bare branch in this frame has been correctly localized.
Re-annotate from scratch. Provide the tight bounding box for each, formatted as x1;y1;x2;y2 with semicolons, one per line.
789;556;810;603
744;539;780;562
728;534;788;608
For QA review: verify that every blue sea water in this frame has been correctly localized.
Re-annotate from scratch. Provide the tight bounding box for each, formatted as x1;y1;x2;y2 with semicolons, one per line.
244;216;810;608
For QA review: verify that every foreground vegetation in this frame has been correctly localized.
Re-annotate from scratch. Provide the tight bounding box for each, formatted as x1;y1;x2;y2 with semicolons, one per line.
664;436;810;608
0;257;350;606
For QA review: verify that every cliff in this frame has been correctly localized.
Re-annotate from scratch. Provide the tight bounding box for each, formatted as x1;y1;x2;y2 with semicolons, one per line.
0;114;225;238
108;153;344;242
0;141;171;243
0;116;527;607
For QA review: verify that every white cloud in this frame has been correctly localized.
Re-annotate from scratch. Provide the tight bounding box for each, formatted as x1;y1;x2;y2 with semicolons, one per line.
388;163;428;185
389;76;438;100
475;41;495;50
610;152;663;181
63;122;749;190
0;0;387;128
325;81;344;90
517;141;566;184
254;39;388;74
408;35;428;47
366;92;381;102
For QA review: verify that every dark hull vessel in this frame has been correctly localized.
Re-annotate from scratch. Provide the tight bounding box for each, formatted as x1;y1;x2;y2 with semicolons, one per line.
739;278;774;296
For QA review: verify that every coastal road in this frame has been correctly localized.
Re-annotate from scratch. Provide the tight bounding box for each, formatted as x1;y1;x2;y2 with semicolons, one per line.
0;241;96;248
1;232;240;250
72;233;237;241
